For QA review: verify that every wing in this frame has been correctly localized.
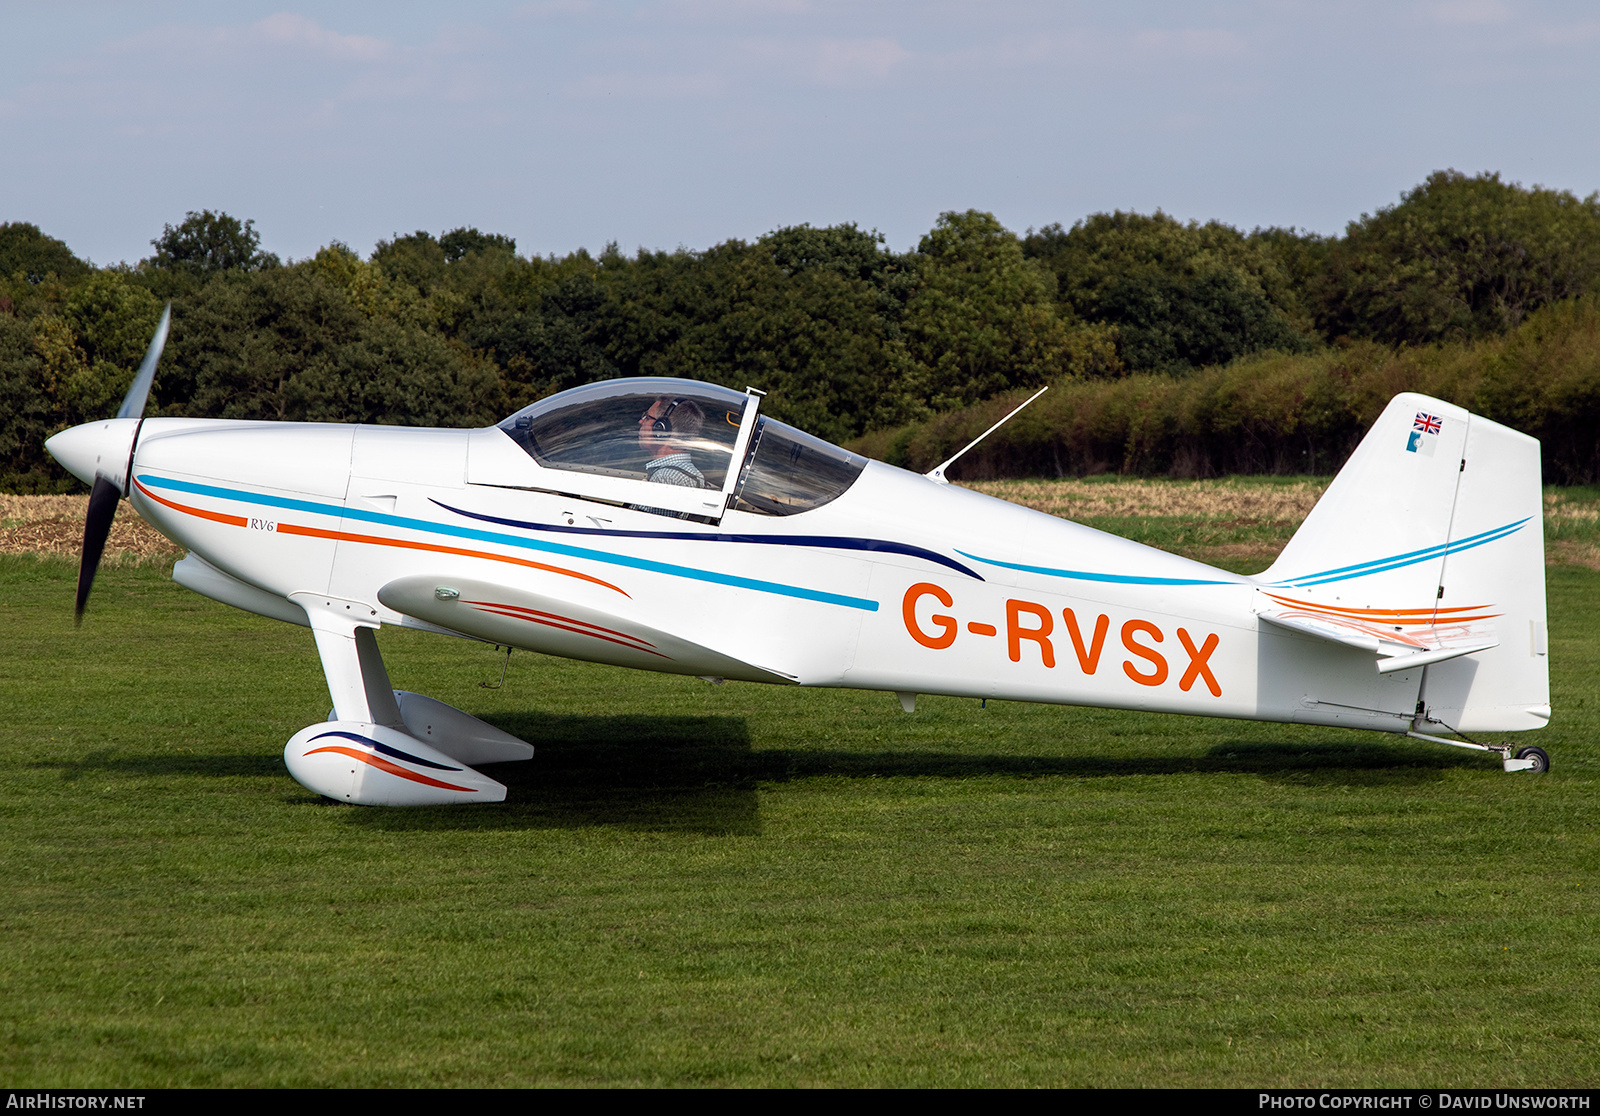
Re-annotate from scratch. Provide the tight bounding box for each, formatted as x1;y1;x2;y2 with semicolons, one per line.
378;575;797;685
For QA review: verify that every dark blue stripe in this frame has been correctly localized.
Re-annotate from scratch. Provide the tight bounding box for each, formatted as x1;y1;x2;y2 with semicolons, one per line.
136;474;880;612
954;550;1241;586
431;499;984;580
309;729;461;771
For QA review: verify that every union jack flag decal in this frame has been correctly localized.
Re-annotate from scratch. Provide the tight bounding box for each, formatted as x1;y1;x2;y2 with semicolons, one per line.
1414;412;1442;435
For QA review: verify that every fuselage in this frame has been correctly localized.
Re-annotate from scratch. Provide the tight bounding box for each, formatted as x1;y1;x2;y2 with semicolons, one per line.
97;414;1433;735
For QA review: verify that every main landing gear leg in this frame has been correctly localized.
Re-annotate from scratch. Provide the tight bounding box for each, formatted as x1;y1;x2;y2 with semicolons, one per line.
293;594;404;727
279;594;530;806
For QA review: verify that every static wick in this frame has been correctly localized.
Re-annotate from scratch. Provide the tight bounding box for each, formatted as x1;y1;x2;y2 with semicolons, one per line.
480;644;511;689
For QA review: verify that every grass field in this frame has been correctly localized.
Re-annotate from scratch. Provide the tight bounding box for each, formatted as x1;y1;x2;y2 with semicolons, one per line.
1;479;1597;1087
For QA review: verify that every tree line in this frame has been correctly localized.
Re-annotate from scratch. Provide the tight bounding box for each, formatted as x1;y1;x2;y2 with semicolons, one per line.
854;295;1600;486
3;168;1599;491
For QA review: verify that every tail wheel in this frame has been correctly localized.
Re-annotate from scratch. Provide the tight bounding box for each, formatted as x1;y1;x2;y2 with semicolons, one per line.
1515;746;1550;773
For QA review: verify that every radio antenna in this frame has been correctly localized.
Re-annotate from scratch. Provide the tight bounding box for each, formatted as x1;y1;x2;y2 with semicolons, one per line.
924;385;1049;485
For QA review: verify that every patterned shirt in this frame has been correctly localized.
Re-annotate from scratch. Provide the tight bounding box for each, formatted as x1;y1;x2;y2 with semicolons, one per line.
634;452;707;517
644;452;706;489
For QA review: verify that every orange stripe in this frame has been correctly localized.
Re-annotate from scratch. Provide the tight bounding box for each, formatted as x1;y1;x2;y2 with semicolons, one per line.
1264;592;1490;617
1287;611;1501;628
136;481;248;526
304;745;479;792
134;478;628;597
1263;593;1499;625
275;521;628;596
1283;613;1501;628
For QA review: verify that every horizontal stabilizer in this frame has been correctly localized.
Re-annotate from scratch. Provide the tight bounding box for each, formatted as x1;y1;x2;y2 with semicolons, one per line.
1373;638;1499;675
1260;599;1499;675
378;575;797;685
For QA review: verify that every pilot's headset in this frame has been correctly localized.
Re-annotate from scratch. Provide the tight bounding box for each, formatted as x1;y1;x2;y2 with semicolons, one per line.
652;399;683;436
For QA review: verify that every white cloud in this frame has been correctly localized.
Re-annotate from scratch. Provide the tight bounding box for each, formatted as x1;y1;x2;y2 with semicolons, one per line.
555;32;908;100
565;69;728;99
811;37;909;87
247;12;391;60
659;0;814;19
1427;0;1511;26
1130;28;1249;59
515;0;594;18
1531;19;1600;45
93;12;396;68
724;35;910;89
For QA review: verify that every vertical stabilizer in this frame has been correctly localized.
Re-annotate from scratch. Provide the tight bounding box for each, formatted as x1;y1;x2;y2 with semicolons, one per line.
1258;393;1548;733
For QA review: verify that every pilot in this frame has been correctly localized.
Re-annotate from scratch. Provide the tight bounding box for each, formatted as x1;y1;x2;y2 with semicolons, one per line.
637;397;707;490
631;397;707;517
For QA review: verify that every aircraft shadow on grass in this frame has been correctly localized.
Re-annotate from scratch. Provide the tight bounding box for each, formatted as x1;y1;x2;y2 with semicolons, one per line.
46;748;283;782
42;713;1481;837
345;711;1480;834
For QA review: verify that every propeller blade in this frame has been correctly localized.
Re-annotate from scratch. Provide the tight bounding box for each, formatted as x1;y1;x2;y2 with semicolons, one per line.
116;302;170;420
75;475;121;626
76;305;170;623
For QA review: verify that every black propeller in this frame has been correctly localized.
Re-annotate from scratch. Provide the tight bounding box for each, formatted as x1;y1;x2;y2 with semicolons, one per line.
74;304;170;625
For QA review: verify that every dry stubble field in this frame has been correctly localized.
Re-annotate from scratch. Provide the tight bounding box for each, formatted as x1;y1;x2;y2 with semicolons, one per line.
7;479;1599;570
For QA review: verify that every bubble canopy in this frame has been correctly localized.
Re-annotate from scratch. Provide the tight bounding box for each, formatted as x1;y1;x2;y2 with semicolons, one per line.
497;378;868;517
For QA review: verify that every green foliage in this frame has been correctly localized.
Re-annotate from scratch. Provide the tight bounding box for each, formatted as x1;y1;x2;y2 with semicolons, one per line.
0;314;59;489
0;270;166;488
595;226;926;439
64;270;164;370
901;211;1089;412
763;222;907;287
1248;225;1333;304
440;226;516;262
458;266;617;414
370;227;520;293
6;173;1600;491
148;210;279;275
856;295;1600;484
1026;211;1313;374
1318;170;1600;344
159;263;502;427
371;230;449;293
0;222;90;285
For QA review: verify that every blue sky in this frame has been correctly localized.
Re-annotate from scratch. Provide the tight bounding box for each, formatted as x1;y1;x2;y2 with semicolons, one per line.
4;1;1598;264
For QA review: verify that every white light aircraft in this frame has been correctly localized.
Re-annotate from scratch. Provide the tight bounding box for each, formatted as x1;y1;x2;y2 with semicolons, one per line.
47;308;1552;805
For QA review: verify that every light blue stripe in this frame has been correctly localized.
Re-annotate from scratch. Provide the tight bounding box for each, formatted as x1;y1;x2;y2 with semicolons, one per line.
137;474;880;612
1270;517;1530;587
954;550;1240;586
1280;527;1523;587
1271;518;1519;584
958;513;1529;591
